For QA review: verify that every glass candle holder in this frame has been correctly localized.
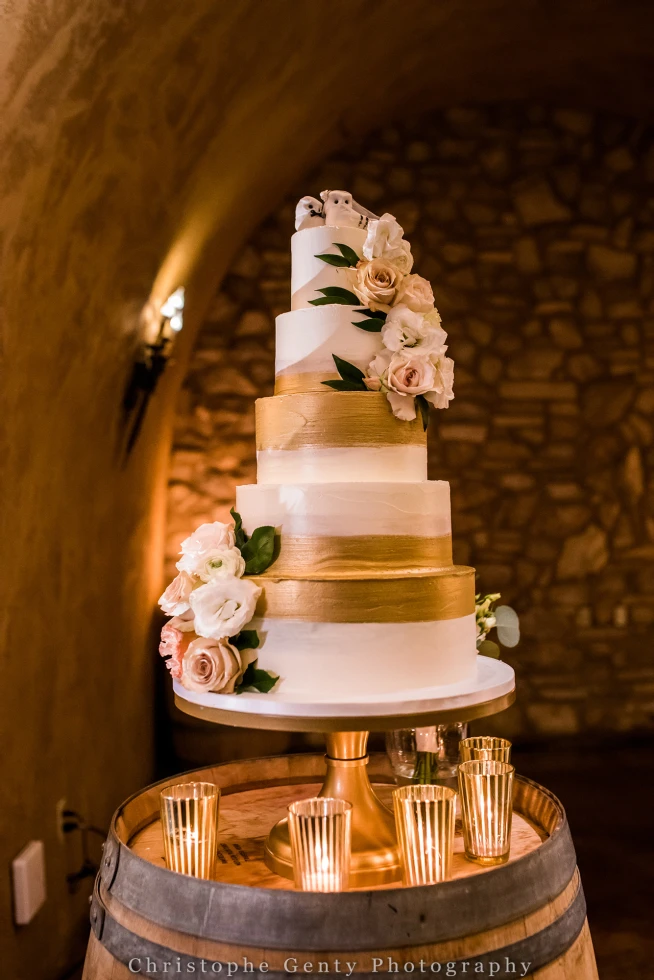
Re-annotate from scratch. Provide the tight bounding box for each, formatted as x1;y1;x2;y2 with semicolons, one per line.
160;781;220;879
458;760;514;866
460;736;512;764
393;784;456;886
288;797;352;892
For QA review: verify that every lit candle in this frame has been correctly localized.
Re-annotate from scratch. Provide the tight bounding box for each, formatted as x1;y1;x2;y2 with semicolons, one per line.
288;798;352;892
458;760;514;866
160;781;220;879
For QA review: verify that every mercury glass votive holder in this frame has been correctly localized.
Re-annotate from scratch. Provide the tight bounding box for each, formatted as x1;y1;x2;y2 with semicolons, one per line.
160;781;220;879
393;784;457;886
458;760;514;866
460;736;512;764
288;797;352;892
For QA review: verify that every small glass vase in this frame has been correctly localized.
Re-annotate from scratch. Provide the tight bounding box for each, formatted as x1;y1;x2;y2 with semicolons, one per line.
385;723;469;785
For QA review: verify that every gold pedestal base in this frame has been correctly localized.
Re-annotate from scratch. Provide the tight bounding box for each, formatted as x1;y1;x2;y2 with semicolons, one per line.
264;731;401;887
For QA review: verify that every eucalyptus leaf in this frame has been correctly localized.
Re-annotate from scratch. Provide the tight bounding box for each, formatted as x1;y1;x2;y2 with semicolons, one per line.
322;379;367;391
495;605;520;648
352;318;384;332
333;354;365;383
230;507;247;550
241;525;276;574
478;639;501;659
314;252;351;268
416;394;430;431
334;242;361;266
232;629;260;652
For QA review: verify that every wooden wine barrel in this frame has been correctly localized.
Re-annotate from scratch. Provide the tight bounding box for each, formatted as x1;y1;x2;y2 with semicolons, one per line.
83;754;598;980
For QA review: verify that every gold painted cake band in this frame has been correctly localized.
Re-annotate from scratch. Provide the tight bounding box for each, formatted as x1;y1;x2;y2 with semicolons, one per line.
275;372;336;396
251;566;474;623
256;392;426;451
269;534;453;575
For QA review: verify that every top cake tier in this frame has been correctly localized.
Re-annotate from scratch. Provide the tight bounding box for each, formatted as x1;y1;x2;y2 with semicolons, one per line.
290;225;366;310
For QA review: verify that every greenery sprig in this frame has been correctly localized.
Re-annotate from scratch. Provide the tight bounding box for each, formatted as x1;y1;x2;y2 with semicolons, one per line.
314;242;360;268
230;507;277;575
322;355;368;392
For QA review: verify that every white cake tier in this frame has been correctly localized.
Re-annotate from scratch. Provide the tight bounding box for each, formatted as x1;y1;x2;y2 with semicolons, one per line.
275;305;382;394
247;614;477;698
291;225;366;310
237;481;451;537
256;446;427;484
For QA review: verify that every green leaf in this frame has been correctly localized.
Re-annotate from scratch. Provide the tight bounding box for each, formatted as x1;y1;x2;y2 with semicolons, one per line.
334;242;361;266
333;354;365;383
352;318;384;332
236;662;279;694
315;286;360;304
322;379;367;391
478;639;501;659
495;605;520;648
308;296;355;306
416;394;430;431
357;308;387;321
241;525;276;574
314;252;352;268
232;629;260;652
230;507;247;550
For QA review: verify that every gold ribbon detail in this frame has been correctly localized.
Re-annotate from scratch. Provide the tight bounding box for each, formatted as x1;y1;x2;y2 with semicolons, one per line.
250;566;475;623
275;373;337;396
269;534;453;576
256;392;426;451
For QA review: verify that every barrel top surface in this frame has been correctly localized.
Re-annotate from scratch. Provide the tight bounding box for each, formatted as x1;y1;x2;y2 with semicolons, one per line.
97;753;578;951
129;776;544;891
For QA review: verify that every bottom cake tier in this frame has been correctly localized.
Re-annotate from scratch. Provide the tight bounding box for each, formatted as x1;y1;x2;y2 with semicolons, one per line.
245;565;477;698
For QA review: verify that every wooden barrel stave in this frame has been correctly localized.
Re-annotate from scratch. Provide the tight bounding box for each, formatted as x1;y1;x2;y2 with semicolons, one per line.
83;755;598;980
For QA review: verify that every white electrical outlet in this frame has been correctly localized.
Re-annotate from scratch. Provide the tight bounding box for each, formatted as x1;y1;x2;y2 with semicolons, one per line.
12;840;46;925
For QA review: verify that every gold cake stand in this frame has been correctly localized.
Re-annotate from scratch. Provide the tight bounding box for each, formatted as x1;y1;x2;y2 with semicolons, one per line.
175;671;515;887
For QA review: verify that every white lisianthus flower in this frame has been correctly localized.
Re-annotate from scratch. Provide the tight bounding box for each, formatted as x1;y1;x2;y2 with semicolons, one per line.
424;354;455;410
363;213;414;273
158;570;194;616
180;637;244;694
393;274;435;314
176;521;236;576
195;547;246;583
382;304;447;355
353;258;403;312
190;576;262;641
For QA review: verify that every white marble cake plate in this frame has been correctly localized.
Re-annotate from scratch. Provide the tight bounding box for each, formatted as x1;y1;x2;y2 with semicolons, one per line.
173;656;515;732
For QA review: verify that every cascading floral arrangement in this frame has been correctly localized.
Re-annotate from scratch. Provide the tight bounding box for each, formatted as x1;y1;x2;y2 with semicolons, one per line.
311;213;454;426
158;512;279;696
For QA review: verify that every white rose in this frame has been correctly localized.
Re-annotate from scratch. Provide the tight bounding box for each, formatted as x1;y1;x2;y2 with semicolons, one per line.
180;637;244;694
190;576;262;640
176;521;236;576
382;304;447;355
195;547;246;583
353;258;403;312
363;213;414;273
393;274;435;314
158;571;194;616
424;354;455;410
368;348;437;422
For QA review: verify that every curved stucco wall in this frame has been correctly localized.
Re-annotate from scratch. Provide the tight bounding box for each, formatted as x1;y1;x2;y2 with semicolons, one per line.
2;0;654;974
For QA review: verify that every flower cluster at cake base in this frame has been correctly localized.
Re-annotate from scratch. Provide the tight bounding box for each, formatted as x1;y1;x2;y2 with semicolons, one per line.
309;208;455;425
158;515;279;695
475;593;520;658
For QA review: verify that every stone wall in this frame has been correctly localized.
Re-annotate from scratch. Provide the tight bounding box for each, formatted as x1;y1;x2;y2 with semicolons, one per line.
168;104;654;738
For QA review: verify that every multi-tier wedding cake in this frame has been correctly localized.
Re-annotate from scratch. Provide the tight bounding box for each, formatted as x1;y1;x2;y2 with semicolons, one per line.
160;190;478;707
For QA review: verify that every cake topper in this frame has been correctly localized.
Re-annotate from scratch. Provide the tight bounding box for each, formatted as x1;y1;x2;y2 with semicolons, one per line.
294;190;379;231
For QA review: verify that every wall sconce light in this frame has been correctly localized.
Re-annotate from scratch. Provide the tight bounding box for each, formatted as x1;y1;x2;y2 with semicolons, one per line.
122;287;185;455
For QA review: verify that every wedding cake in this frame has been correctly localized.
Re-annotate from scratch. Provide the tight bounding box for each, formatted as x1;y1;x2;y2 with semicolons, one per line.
160;190;477;706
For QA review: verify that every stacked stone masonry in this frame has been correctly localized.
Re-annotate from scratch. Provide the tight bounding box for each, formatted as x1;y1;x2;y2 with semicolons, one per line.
168;103;654;738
